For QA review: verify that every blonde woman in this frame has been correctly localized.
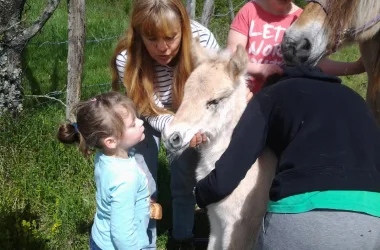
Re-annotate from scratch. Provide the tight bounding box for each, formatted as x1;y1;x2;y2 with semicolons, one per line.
110;0;219;249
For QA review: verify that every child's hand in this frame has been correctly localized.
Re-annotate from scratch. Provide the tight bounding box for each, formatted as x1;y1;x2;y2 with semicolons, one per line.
150;202;162;220
246;86;253;103
189;132;207;148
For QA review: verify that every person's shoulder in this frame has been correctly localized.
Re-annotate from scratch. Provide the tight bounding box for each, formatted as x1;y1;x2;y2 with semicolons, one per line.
190;20;219;49
241;1;259;12
116;50;127;62
290;3;303;17
190;20;211;34
99;155;139;174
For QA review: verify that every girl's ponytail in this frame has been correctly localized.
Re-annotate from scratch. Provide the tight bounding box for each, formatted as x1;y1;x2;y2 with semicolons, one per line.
57;123;80;144
57;123;93;157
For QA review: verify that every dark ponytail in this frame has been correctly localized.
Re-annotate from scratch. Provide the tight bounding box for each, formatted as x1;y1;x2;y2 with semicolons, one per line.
57;123;80;144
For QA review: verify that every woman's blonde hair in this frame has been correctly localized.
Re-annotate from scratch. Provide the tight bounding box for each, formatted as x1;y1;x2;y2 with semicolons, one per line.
110;0;193;116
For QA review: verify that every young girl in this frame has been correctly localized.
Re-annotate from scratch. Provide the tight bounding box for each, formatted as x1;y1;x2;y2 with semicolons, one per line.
227;0;365;93
58;92;161;250
110;0;218;248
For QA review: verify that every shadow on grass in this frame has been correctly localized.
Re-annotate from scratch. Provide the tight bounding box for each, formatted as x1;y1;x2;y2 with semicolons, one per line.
0;203;47;250
76;218;93;236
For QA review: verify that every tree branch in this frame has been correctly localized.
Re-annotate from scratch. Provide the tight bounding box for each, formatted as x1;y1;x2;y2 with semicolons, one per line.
25;94;67;107
15;0;61;44
201;0;214;27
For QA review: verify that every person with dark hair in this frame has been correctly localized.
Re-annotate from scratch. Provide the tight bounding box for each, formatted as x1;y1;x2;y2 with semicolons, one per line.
58;92;162;250
195;66;380;249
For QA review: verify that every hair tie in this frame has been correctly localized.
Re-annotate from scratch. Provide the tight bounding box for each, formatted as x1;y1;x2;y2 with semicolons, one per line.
91;98;97;102
72;123;79;134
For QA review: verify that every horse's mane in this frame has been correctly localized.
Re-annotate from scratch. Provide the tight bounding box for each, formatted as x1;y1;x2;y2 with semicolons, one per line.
323;0;359;41
323;0;380;99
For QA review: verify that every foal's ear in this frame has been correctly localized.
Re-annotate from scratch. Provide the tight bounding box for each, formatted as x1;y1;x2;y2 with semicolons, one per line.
191;37;209;67
227;45;248;83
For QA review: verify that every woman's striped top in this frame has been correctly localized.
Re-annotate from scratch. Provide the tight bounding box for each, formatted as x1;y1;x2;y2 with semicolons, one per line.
116;20;220;132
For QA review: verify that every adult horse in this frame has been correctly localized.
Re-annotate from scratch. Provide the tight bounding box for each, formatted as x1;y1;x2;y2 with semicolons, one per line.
162;41;277;249
281;0;380;124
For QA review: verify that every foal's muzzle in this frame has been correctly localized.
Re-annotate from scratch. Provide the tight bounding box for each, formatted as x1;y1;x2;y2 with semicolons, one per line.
164;131;183;151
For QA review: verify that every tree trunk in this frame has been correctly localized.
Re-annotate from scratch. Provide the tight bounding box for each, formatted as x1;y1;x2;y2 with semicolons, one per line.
201;0;214;27
0;45;23;116
66;0;86;121
0;0;61;116
186;0;196;20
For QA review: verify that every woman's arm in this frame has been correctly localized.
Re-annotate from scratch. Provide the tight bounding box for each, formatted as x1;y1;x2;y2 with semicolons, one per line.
227;29;283;80
145;114;173;133
317;57;365;76
115;51;127;84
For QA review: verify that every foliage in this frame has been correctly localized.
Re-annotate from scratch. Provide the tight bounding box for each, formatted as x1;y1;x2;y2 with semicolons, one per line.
0;0;367;249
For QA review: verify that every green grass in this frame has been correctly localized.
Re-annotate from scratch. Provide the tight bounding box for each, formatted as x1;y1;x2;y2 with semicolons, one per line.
0;0;368;249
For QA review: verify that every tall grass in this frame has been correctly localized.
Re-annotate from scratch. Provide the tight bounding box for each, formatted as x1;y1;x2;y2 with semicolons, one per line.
0;0;367;249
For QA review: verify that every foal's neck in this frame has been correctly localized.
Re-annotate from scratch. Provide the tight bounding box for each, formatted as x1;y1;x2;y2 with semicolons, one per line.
196;81;248;180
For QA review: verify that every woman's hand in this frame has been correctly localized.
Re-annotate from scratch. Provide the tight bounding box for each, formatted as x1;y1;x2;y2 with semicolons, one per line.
189;132;207;148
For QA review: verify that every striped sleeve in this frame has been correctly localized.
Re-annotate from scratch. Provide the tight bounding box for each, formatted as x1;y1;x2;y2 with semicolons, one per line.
191;20;220;51
115;50;127;84
145;114;174;133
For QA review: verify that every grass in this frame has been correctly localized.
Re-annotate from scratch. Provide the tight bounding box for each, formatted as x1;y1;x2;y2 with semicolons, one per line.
0;0;368;249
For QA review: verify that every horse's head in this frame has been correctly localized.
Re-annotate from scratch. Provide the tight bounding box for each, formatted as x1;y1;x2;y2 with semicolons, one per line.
281;0;377;66
162;40;248;154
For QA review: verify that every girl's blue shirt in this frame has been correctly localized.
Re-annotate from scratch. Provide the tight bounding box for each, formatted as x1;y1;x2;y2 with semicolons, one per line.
91;152;150;250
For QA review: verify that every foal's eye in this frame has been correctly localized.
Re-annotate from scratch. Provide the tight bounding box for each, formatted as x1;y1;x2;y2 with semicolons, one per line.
206;99;220;108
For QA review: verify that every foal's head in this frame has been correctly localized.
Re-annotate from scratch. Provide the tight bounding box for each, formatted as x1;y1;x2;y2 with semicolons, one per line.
162;40;248;154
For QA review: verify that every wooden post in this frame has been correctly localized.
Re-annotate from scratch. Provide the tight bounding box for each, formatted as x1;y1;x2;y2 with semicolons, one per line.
186;0;196;20
66;0;86;121
228;0;235;21
201;0;214;27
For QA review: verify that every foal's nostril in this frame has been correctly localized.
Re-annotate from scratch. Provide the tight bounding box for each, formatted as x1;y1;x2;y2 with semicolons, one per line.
169;132;182;149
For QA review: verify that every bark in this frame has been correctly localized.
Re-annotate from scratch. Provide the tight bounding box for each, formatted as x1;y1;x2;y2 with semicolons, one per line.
66;0;86;121
0;46;23;115
201;0;214;27
0;0;61;116
186;0;196;20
